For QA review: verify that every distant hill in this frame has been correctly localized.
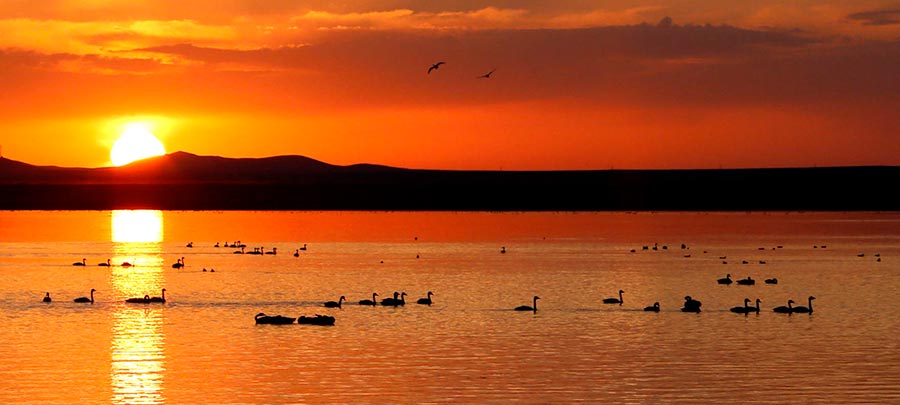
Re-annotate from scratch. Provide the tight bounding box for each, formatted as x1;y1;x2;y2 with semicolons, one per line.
1;152;898;210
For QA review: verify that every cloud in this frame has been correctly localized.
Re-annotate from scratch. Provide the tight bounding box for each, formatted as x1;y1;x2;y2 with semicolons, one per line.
847;8;900;26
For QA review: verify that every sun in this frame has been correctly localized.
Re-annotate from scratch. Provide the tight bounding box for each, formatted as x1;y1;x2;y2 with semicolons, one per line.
111;123;166;166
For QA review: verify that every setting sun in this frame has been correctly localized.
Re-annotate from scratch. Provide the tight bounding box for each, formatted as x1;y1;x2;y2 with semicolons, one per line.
110;124;166;166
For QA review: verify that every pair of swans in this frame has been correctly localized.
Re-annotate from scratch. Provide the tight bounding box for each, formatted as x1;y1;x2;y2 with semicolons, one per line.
730;298;761;314
773;296;815;313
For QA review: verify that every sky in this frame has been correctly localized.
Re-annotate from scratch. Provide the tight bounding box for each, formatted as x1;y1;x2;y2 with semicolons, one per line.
0;1;898;170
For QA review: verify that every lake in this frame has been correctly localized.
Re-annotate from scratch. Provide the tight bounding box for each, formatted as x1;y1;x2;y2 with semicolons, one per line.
1;211;898;404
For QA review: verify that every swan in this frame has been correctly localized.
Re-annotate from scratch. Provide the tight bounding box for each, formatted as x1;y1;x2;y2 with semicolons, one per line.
186;242;193;248
297;314;335;326
736;276;755;285
500;246;506;254
299;244;307;251
417;291;434;305
98;259;111;267
381;292;407;306
265;247;277;255
730;298;752;313
681;296;702;312
644;302;660;312
74;289;96;303
73;258;86;266
293;249;300;257
792;296;815;313
773;299;794;313
172;257;184;269
747;298;761;313
42;292;52;303
121;259;134;267
603;290;624;304
234;247;245;254
149;288;166;303
324;296;345;308
717;274;733;285
427;61;445;74
126;295;151;304
255;312;296;325
765;278;778;284
358;292;378;306
515;296;540;312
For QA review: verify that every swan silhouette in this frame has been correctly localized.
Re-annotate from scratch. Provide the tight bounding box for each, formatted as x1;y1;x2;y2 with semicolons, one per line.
255;312;296;325
730;298;752;313
98;259;111;267
73;258;86;266
792;296;815;313
299;244;307;251
681;296;702;312
74;289;96;303
324;296;345;308
417;291;434;305
603;290;624;305
125;295;151;304
773;299;794;313
359;292;378;306
42;292;52;303
736;276;755;285
644;302;660;312
717;274;733;285
172;257;184;269
234;247;245;254
515;296;540;312
294;249;300;257
764;278;778;284
381;292;407;306
265;247;277;255
427;61;445;74
500;246;507;254
149;288;166;303
477;68;496;79
121;259;134;267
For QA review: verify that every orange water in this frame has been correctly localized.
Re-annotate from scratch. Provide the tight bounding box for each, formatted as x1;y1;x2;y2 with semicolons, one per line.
1;211;898;404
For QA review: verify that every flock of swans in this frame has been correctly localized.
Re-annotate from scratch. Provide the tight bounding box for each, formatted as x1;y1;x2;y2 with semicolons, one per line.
49;241;826;318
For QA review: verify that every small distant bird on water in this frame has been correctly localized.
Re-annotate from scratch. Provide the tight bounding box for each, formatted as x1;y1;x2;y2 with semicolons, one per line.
477;68;496;79
427;62;445;74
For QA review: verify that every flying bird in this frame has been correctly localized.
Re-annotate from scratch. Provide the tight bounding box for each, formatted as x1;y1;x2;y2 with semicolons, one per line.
427;62;445;74
477;68;496;79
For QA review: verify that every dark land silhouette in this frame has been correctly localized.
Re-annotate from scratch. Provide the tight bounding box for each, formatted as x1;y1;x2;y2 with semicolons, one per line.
0;152;897;210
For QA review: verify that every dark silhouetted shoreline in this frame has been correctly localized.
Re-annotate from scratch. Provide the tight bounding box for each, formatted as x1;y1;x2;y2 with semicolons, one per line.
1;153;897;211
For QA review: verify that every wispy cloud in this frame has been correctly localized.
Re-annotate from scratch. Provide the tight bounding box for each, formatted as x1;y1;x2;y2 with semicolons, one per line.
847;8;900;26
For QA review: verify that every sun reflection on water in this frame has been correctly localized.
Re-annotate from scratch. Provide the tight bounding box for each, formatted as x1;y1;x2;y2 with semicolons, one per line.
110;209;167;404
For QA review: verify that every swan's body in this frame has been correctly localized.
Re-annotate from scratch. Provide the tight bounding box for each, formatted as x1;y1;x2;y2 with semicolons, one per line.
74;289;96;303
381;292;407;306
417;291;434;305
297;314;335;326
644;302;660;312
681;296;702;312
149;288;166;303
265;247;277;255
765;278;778;284
324;296;345;308
603;289;624;304
717;274;733;285
792;296;815;313
255;312;296;325
299;244;307;251
358;292;378;306
515;296;540;312
172;257;184;269
737;276;755;285
730;298;752;313
73;258;86;266
773;299;794;313
98;259;111;267
294;249;300;257
121;259;134;267
126;295;151;304
42;292;52;303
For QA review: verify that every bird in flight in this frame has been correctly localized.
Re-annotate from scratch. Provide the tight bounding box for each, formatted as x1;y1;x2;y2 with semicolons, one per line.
477;68;496;79
427;61;445;74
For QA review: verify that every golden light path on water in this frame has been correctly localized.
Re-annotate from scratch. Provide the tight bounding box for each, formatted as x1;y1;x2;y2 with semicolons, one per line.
110;210;166;404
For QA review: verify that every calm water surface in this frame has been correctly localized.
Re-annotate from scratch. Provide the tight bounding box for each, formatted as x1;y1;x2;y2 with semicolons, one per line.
0;211;898;404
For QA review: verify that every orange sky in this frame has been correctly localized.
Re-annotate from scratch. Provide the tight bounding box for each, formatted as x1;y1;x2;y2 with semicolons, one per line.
1;1;898;170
